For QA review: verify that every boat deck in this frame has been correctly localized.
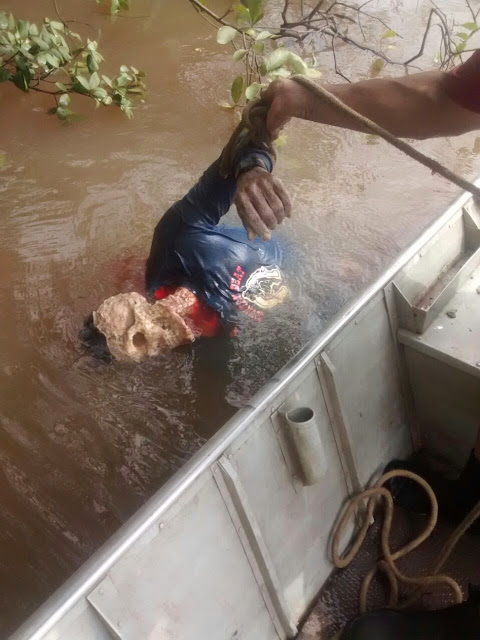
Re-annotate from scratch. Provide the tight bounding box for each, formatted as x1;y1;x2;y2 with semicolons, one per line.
299;507;480;639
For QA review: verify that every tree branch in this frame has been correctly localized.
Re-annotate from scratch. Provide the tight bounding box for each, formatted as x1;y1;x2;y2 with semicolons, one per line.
188;0;235;27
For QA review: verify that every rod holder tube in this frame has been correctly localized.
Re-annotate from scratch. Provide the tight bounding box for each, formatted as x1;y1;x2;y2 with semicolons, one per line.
285;407;327;485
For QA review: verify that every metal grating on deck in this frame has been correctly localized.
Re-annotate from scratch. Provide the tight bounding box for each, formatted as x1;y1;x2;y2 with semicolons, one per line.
298;508;480;640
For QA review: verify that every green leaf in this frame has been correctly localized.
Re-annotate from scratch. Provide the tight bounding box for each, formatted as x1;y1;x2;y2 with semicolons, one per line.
233;48;247;61
265;47;290;71
462;22;478;30
45;53;60;68
93;87;108;98
7;13;15;31
289;52;308;74
256;30;273;41
306;68;322;77
381;29;396;39
245;82;261;100
217;26;238;44
73;75;91;92
219;100;234;109
233;4;251;23
87;53;99;73
455;41;467;54
56;106;67;120
111;0;120;14
102;95;112;105
12;68;30;92
16;53;28;72
56;82;68;91
120;64;129;73
0;12;8;30
89;71;100;88
58;93;70;106
268;67;291;78
0;68;11;82
244;28;256;37
231;74;244;103
456;32;469;41
102;74;113;88
274;132;287;147
17;20;29;39
247;0;263;24
370;58;384;77
32;36;49;51
50;21;64;31
252;41;264;54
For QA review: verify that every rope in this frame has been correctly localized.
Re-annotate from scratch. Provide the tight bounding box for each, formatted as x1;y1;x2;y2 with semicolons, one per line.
221;74;480;205
219;99;277;178
290;75;480;200
332;468;480;613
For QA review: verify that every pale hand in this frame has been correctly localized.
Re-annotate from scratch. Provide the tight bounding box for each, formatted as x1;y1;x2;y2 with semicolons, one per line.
234;167;292;241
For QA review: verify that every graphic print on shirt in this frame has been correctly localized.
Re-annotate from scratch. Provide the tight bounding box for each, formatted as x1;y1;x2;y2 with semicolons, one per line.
243;266;288;309
229;264;288;320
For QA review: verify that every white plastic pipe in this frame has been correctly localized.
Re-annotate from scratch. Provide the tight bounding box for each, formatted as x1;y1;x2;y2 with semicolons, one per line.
285;407;327;485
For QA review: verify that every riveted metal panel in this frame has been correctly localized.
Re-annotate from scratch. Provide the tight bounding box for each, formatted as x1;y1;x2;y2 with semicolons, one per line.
404;349;480;466
322;292;412;486
228;369;350;622
100;473;278;640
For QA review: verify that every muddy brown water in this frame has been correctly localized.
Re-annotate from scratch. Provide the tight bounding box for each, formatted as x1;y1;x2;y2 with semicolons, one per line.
0;0;479;635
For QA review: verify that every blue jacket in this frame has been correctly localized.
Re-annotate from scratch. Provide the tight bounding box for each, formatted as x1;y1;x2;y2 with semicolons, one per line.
145;147;287;325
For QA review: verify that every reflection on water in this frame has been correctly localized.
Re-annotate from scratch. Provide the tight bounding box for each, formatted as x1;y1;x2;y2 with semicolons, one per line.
0;0;479;634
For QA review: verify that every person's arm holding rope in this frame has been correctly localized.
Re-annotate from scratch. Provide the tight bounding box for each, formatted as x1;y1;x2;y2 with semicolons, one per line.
263;53;480;140
234;51;480;237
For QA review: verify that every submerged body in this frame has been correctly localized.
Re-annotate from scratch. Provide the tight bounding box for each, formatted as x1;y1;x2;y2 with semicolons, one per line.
89;143;290;361
145;153;288;329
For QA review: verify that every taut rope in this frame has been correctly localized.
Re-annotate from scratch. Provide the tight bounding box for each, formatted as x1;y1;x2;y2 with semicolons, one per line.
221;75;480;227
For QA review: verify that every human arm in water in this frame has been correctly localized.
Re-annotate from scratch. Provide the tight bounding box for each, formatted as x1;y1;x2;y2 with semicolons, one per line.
235;53;480;238
145;144;290;290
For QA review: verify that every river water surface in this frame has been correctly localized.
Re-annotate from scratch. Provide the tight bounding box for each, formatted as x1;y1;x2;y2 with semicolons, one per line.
1;0;479;635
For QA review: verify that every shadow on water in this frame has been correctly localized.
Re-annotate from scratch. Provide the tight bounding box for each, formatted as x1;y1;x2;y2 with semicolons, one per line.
0;0;480;634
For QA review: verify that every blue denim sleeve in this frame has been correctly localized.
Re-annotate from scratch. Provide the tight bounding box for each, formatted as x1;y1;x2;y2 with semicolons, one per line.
145;145;274;291
176;146;274;227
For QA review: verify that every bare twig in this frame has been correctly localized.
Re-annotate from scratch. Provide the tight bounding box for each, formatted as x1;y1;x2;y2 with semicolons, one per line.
188;0;235;27
329;1;402;38
465;0;480;22
331;34;351;81
53;0;66;26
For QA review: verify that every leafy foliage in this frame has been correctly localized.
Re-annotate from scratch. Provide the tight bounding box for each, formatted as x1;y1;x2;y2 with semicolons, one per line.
0;10;146;121
191;0;478;105
211;0;320;107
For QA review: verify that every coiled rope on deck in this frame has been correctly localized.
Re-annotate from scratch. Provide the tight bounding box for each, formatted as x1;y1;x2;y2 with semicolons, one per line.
331;469;480;613
221;75;480;205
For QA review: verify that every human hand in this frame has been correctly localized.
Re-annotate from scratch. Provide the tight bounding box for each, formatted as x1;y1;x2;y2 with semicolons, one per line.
234;167;291;241
261;78;313;139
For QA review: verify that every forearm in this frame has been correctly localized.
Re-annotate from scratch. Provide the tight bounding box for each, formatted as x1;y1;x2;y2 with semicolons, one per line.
297;71;480;139
179;147;273;227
